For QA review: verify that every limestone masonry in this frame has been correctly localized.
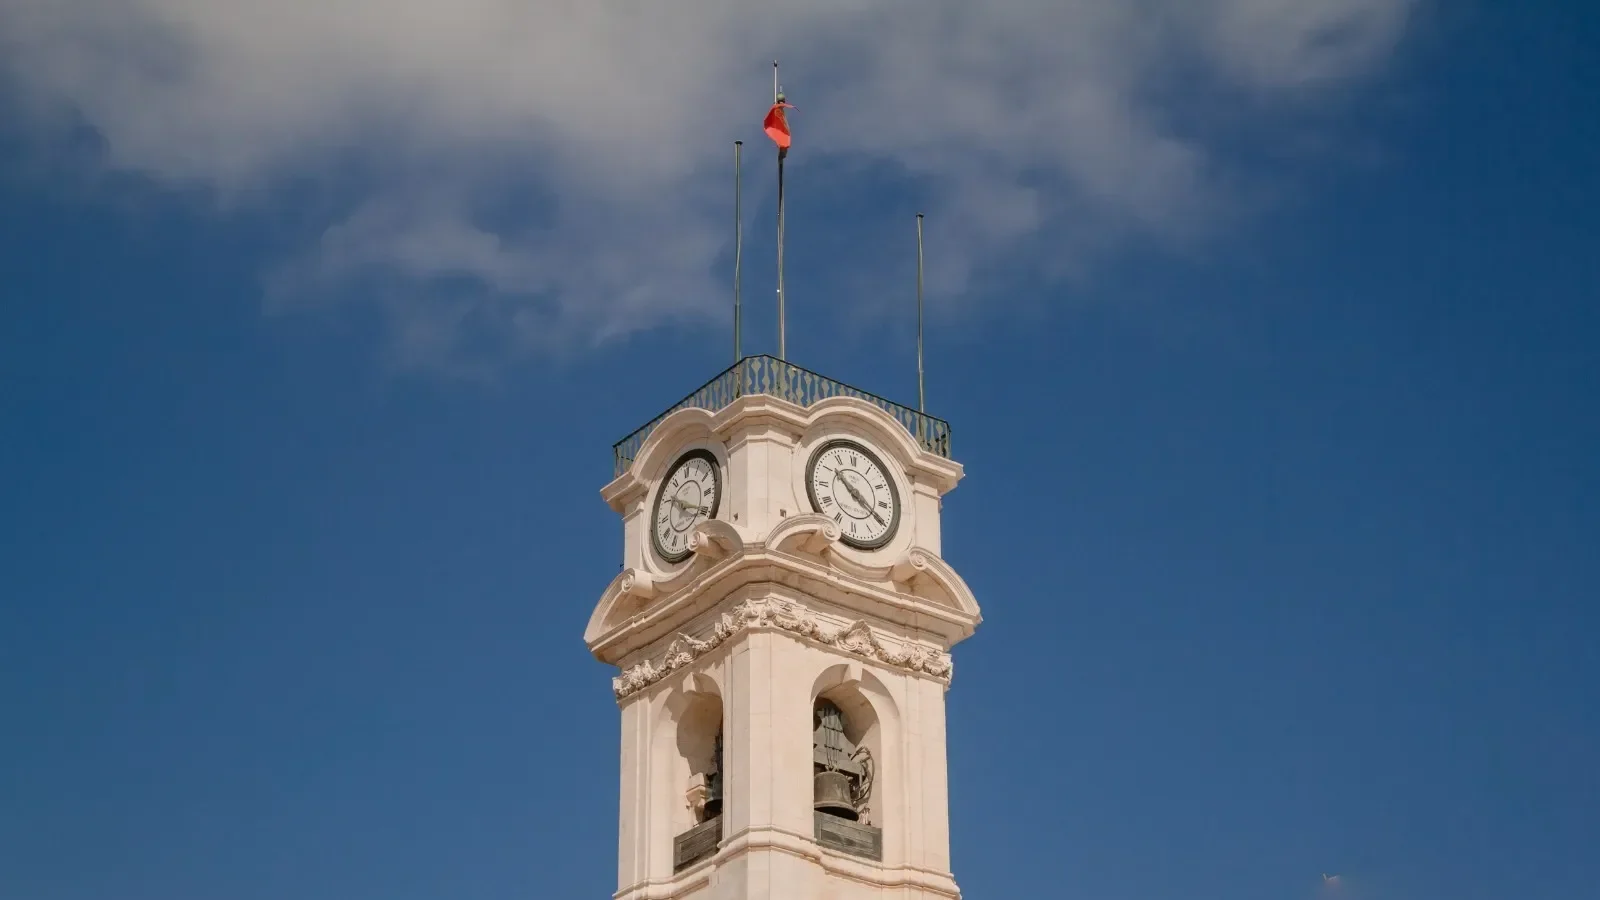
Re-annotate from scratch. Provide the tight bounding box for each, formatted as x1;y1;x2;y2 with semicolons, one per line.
586;380;982;900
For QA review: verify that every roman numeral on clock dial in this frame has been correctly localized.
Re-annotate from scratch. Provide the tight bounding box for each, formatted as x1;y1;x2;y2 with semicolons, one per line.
806;439;900;550
652;449;721;563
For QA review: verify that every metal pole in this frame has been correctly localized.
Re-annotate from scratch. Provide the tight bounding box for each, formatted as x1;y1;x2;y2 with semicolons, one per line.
916;213;925;413
768;58;780;360
734;141;743;363
777;152;786;361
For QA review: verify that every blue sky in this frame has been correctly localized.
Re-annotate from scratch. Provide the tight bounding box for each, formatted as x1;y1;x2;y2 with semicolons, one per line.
1;2;1596;899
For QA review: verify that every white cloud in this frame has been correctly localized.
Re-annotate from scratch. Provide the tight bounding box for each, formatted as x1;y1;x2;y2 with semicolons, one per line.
0;0;1416;369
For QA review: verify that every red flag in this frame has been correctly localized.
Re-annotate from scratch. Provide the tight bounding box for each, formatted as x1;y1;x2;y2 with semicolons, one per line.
763;101;794;152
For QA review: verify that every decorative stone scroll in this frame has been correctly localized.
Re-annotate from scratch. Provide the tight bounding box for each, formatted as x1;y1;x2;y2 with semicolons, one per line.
612;597;954;699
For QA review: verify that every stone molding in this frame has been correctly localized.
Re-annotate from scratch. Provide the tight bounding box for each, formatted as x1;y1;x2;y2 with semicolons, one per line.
614;822;962;900
602;395;964;511
613;597;954;699
586;514;981;661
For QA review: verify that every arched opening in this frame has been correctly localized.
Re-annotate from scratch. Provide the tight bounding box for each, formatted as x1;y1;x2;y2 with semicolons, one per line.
676;698;723;827
811;682;886;861
812;698;873;821
665;690;724;872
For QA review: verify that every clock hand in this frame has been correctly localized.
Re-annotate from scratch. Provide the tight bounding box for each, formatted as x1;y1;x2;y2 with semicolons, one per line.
840;478;865;506
841;478;886;526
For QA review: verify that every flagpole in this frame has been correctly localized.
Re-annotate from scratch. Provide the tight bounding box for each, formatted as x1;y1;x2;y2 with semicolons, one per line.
777;153;787;361
916;212;926;413
734;141;743;364
774;60;786;361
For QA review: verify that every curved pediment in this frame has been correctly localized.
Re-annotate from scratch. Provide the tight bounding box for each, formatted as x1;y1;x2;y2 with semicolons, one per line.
583;564;692;645
602;406;720;509
764;512;979;621
889;548;983;621
689;518;744;559
766;512;841;556
588;543;981;665
585;521;747;646
812;544;980;620
602;394;961;520
792;397;962;493
585;568;639;646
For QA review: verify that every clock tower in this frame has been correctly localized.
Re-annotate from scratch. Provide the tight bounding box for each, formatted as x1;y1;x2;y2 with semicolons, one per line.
586;355;982;899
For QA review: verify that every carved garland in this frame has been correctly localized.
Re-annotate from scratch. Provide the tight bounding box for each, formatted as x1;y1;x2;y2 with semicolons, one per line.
612;597;954;699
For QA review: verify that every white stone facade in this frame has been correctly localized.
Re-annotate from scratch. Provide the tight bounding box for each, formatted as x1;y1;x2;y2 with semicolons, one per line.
587;394;982;900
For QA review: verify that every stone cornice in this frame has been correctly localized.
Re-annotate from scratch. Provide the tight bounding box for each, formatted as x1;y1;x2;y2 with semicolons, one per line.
601;395;963;511
613;824;959;900
611;596;954;700
584;516;981;665
585;547;972;666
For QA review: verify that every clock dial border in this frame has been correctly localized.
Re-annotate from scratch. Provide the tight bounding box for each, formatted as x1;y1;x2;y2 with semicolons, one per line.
650;448;723;564
805;438;902;551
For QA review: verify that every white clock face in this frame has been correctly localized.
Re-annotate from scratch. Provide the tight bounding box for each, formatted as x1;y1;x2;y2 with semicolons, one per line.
807;439;900;550
652;449;721;563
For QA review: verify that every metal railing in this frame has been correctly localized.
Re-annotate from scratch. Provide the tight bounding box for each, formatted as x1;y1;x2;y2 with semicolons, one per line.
612;355;951;476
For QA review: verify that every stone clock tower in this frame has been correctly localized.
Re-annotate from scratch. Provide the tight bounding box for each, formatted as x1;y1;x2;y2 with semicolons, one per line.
585;355;983;899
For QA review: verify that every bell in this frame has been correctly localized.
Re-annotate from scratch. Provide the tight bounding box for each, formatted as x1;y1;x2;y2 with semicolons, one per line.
703;771;722;819
813;770;857;820
703;731;723;819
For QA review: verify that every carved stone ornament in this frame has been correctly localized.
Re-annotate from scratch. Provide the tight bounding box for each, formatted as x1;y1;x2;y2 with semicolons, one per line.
612;597;954;699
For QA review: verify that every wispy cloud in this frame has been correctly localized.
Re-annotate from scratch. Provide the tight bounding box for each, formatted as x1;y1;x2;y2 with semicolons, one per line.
0;0;1416;369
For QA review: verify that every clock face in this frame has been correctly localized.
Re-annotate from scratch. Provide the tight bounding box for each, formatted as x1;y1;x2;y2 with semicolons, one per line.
652;449;722;563
806;439;900;550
